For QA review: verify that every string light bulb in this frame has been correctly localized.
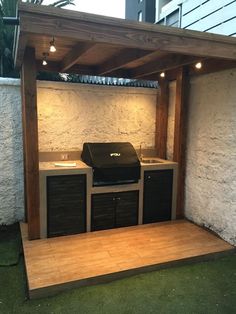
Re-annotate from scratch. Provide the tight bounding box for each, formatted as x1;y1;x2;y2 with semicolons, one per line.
160;72;165;78
195;62;202;69
50;37;56;53
42;52;49;66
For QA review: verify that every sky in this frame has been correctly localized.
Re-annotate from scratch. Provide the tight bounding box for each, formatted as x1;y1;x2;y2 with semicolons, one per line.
41;0;126;19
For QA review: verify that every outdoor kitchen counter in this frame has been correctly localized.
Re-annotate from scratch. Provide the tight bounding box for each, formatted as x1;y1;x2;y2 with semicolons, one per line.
39;158;178;238
39;160;90;172
39;158;177;171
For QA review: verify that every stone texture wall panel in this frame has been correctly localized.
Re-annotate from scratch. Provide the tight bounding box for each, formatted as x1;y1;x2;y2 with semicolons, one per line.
185;69;236;245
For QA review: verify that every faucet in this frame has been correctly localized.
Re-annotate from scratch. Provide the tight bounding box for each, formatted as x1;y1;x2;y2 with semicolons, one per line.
139;142;145;161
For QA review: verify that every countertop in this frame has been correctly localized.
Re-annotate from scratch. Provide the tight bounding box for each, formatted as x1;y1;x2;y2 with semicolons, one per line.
39;158;177;172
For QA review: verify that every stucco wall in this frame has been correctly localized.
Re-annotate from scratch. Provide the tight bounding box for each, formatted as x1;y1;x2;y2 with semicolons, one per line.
185;69;236;245
1;72;235;246
0;79;157;225
0;78;24;224
37;81;157;152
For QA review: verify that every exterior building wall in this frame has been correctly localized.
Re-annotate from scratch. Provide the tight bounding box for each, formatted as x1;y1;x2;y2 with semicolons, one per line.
156;0;236;36
125;0;156;23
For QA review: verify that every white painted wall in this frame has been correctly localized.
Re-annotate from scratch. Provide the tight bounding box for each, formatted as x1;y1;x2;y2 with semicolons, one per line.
0;79;24;224
185;69;236;245
37;81;157;152
0;73;235;247
0;79;157;225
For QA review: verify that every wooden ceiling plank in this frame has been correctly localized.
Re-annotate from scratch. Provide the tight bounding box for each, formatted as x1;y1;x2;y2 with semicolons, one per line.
97;49;154;76
130;55;200;79
37;60;97;76
60;42;95;72
15;2;236;66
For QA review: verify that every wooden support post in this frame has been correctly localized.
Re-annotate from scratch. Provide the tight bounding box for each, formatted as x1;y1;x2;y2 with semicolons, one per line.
21;47;40;240
173;66;189;218
155;80;169;159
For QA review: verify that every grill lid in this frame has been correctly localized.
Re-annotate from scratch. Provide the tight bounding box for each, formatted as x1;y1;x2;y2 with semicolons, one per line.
81;142;141;184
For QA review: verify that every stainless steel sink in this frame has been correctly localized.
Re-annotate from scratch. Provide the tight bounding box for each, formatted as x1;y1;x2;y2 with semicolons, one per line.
141;159;162;164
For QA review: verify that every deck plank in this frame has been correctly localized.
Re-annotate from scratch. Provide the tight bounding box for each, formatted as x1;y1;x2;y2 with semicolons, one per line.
20;220;235;299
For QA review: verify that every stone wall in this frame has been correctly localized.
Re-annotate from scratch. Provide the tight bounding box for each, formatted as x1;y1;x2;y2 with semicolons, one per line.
0;79;157;225
185;69;236;245
37;81;157;152
0;79;24;224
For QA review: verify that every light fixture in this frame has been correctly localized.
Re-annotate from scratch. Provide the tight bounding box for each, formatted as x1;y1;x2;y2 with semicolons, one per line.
195;62;202;69
50;37;56;53
160;72;165;78
42;52;49;66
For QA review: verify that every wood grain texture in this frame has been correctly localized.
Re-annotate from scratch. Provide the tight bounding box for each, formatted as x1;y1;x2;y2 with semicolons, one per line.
60;42;95;72
131;54;199;79
13;1;236;74
21;47;40;239
173;67;189;218
155;80;169;159
96;48;153;76
20;220;234;299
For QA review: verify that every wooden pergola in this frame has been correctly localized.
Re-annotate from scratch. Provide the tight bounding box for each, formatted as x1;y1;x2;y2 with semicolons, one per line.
14;2;236;240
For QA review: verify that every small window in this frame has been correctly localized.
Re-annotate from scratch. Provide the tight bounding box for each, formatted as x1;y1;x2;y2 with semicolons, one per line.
138;11;143;22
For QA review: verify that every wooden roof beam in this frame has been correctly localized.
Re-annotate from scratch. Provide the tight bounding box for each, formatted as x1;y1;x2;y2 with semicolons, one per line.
96;48;154;76
15;2;236;63
60;42;95;73
37;60;97;76
130;54;200;79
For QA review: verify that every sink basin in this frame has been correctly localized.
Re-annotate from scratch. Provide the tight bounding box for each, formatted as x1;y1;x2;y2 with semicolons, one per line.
141;159;162;164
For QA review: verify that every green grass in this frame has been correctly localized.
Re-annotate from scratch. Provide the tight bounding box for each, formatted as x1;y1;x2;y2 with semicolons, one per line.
0;225;235;314
0;223;21;266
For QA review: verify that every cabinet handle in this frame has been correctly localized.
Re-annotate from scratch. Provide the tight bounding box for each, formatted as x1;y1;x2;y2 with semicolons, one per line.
148;176;151;179
116;197;121;201
112;198;116;201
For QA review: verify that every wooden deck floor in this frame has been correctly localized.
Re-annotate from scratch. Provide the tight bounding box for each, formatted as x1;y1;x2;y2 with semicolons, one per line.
20;220;235;299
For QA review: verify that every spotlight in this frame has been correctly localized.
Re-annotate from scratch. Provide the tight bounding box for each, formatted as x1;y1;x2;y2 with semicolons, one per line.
42;52;49;66
50;37;56;53
195;62;202;69
160;72;165;78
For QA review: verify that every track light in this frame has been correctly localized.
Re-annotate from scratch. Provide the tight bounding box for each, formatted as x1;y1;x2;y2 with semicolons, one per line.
50;37;56;53
160;72;165;78
195;62;202;69
42;52;49;66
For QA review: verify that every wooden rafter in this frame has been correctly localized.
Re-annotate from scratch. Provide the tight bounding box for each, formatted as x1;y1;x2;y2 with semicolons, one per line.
96;49;154;76
130;55;200;79
37;61;97;76
60;42;95;73
14;2;236;72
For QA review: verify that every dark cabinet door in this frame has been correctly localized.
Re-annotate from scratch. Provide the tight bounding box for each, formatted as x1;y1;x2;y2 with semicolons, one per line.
91;193;116;231
116;191;139;228
91;191;139;231
47;174;86;237
143;170;173;224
